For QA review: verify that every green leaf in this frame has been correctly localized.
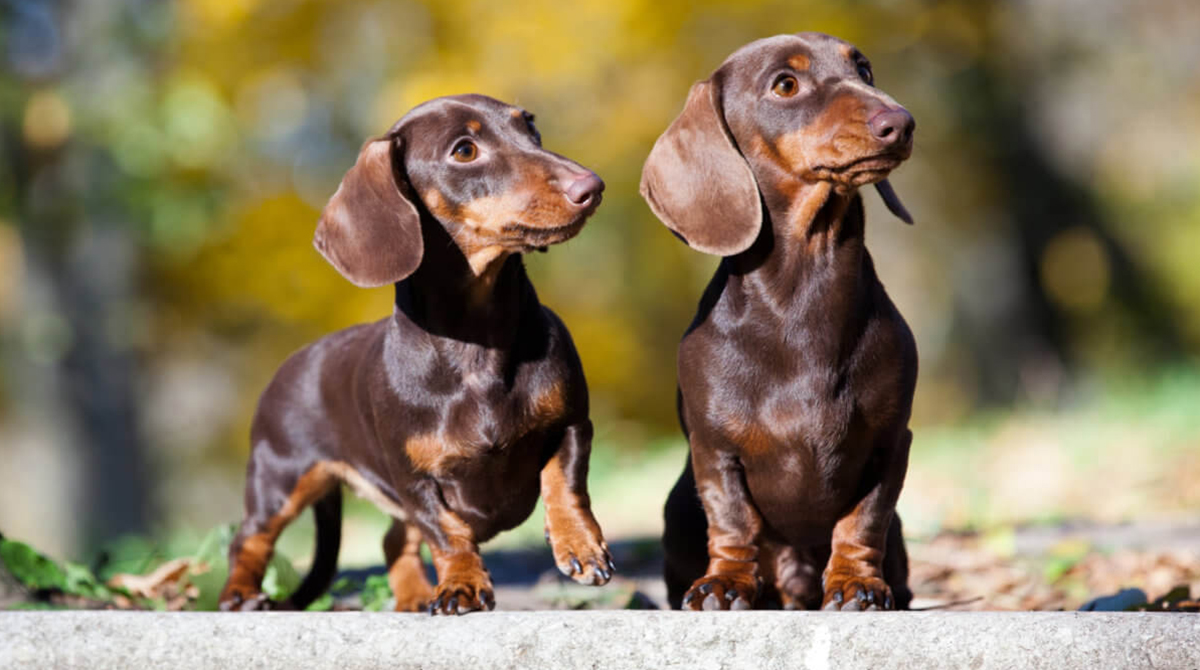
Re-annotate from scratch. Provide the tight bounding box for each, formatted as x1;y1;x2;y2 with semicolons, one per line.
1042;538;1091;583
262;553;301;601
0;539;66;591
305;593;334;612
329;576;356;595
92;535;163;583
360;574;392;612
62;561;111;600
188;524;237;611
192;524;237;568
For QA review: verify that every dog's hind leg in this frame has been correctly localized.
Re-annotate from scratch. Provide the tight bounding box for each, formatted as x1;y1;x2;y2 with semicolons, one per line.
384;518;434;612
219;448;338;611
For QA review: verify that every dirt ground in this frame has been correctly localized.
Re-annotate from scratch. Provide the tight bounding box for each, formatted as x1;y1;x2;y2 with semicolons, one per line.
437;520;1200;612
5;520;1197;613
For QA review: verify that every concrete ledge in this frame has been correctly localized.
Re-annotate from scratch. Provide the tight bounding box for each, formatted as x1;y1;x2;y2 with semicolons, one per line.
3;611;1198;669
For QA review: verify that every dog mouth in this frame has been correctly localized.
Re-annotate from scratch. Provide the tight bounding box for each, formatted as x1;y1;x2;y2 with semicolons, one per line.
497;199;599;250
813;152;908;185
825;152;906;174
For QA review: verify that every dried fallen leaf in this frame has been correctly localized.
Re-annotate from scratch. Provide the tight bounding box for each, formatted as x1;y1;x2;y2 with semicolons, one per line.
106;558;191;599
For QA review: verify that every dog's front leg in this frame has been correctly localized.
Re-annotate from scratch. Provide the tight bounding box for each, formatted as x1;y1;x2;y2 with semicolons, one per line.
404;480;495;615
683;441;763;610
822;428;912;611
542;420;614;586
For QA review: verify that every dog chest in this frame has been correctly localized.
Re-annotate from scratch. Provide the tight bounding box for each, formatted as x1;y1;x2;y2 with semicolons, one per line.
400;378;569;477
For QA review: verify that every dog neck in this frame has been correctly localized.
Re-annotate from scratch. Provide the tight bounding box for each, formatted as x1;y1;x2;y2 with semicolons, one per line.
394;216;529;348
725;178;873;337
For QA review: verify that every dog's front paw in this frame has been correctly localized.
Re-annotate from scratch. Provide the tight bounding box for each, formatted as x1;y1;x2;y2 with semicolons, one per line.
429;571;495;615
547;527;614;586
682;573;757;611
822;571;893;611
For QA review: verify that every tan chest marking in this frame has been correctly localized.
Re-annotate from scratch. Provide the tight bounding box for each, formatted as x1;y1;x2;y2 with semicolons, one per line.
527;381;567;426
720;415;776;457
404;383;568;475
404;433;470;477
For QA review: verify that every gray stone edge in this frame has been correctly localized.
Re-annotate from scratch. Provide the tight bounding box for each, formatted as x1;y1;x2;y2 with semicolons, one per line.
2;611;1198;670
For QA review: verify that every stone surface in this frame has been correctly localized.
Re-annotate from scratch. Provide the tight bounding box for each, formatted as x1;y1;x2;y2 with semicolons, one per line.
2;610;1198;669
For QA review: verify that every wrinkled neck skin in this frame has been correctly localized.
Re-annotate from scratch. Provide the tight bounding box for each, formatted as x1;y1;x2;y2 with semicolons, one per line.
724;172;873;345
393;214;531;351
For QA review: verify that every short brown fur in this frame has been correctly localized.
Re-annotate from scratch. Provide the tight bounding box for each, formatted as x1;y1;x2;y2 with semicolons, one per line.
645;33;918;611
219;94;613;615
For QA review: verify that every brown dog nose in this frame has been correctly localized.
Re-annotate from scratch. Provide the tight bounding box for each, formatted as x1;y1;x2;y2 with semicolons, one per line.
869;108;915;146
565;171;605;206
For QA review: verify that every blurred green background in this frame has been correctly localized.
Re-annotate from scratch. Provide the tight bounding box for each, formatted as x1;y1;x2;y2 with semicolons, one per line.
1;0;1198;569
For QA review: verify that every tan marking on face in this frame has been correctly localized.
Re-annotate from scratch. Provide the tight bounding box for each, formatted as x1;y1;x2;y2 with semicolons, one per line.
510;108;525;119
788;54;811;71
465;245;509;278
787;181;835;239
839;43;855;59
423;188;455;221
776;94;875;178
459;185;585;249
466;120;481;132
425;150;592;287
747;134;802;202
460;190;534;232
464;245;512;304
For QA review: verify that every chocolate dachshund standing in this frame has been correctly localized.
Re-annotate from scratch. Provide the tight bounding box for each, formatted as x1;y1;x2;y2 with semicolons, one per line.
643;33;918;611
219;94;613;615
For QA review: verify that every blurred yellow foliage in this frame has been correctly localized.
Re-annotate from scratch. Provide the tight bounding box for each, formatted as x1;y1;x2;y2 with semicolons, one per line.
6;0;1200;482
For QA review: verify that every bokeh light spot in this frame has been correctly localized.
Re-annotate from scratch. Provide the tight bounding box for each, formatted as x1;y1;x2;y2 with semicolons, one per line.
184;0;261;27
163;74;237;169
22;90;71;149
1040;227;1111;314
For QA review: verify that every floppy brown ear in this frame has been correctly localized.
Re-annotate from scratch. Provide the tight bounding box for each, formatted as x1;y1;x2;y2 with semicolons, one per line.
314;136;423;287
639;78;762;256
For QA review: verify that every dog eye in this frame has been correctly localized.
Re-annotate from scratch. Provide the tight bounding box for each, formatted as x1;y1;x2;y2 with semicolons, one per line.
452;140;478;163
856;62;874;85
772;75;800;98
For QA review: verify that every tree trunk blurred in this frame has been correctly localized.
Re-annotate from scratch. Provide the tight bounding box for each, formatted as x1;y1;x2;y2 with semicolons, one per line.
946;19;1184;404
3;0;154;551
